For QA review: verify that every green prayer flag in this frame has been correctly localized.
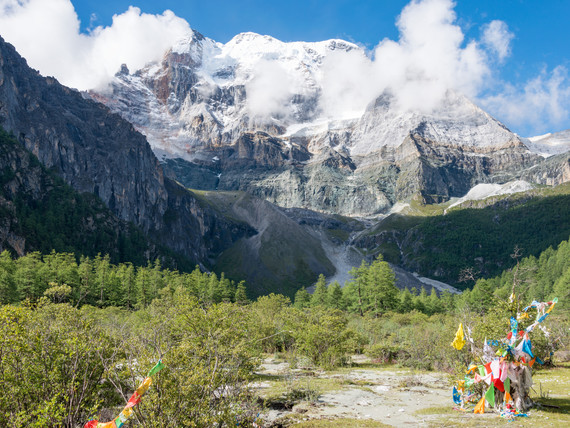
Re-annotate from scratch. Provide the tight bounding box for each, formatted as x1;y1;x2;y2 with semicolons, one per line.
504;377;510;394
485;385;495;407
147;360;165;377
478;365;486;377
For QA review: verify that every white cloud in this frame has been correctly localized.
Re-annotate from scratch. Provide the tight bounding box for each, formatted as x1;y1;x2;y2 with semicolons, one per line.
0;0;567;136
481;66;570;136
481;20;514;62
0;0;191;90
319;49;377;119
245;59;297;119
319;0;494;117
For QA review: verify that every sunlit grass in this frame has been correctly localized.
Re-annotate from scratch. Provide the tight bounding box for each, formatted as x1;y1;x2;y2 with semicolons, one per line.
292;418;392;427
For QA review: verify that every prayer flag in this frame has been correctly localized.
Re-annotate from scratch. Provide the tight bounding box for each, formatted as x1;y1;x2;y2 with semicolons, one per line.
147;359;165;377
485;385;495;408
84;361;164;428
452;323;466;350
474;396;485;413
453;386;462;405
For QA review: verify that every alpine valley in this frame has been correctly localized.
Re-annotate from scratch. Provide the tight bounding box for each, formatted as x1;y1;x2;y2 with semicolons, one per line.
1;28;569;297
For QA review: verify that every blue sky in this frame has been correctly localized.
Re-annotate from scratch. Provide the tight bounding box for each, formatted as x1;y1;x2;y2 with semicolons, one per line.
72;0;569;93
1;0;569;136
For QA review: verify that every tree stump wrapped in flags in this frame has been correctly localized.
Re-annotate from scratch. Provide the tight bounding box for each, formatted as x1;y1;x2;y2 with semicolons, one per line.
451;297;557;419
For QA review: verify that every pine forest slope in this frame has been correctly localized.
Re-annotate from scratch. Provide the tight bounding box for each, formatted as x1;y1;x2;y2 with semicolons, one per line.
0;127;192;269
355;182;570;288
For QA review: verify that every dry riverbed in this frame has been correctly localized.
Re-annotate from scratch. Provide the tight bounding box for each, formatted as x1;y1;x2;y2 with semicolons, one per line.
253;356;570;427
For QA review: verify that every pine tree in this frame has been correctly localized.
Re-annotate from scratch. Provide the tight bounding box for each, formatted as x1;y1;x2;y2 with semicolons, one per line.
94;254;111;306
207;272;221;304
234;281;249;305
149;259;164;302
135;265;150;308
440;290;456;313
327;281;344;309
118;263;135;309
348;260;369;316
77;256;94;306
413;288;427;313
427;287;442;315
0;250;16;304
399;288;414;313
14;252;42;300
365;255;398;316
311;274;328;307
294;287;311;309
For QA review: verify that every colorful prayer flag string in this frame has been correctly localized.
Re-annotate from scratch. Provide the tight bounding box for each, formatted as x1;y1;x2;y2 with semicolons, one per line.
84;360;165;428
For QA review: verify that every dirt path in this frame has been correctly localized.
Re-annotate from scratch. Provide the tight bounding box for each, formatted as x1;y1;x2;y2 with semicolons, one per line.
255;358;452;427
255;358;570;427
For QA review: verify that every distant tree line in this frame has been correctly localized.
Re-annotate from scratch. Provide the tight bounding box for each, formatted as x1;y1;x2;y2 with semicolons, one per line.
0;250;247;308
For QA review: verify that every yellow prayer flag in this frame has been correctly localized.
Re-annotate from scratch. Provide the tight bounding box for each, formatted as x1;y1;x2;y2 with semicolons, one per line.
452;323;466;350
466;364;478;374
473;396;485;414
136;377;152;396
546;299;557;314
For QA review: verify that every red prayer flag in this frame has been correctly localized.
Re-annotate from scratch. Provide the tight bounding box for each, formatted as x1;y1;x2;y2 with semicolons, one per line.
493;378;505;393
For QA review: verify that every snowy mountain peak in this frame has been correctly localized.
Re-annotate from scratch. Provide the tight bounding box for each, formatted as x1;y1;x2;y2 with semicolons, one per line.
86;27;568;216
524;129;570;158
96;28;528;162
170;29;208;54
343;89;521;156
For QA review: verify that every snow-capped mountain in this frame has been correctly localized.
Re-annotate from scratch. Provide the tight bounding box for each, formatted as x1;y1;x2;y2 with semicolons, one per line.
92;30;357;160
523;129;570;158
90;29;568;216
94;29;519;158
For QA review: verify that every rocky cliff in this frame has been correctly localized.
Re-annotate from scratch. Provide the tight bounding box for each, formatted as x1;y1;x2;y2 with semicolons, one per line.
0;36;253;265
91;31;564;216
0;127;191;266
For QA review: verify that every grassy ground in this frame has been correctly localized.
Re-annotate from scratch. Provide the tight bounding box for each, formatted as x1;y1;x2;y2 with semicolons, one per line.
293;418;392;427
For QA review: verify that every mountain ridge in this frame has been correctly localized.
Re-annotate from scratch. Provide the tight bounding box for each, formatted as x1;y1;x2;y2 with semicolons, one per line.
90;30;568;216
0;35;253;267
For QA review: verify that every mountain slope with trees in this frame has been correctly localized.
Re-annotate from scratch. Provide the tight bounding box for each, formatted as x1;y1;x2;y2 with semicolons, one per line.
0;128;192;271
355;183;570;287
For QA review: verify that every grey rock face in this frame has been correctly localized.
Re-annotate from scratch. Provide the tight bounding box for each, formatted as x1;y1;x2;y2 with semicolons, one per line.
0;37;167;232
0;36;252;264
91;36;566;216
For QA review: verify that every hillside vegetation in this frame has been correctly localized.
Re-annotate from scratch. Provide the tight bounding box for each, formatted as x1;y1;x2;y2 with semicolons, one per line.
0;237;568;426
357;183;570;288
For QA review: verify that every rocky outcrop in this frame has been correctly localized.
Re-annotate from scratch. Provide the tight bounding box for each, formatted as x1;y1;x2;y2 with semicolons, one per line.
90;32;564;216
0;128;165;262
0;36;252;265
519;152;570;186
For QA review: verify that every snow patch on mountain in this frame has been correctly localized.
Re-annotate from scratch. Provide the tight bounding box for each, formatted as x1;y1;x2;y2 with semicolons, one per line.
348;91;518;155
412;274;462;294
523;129;570;158
446;180;535;211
